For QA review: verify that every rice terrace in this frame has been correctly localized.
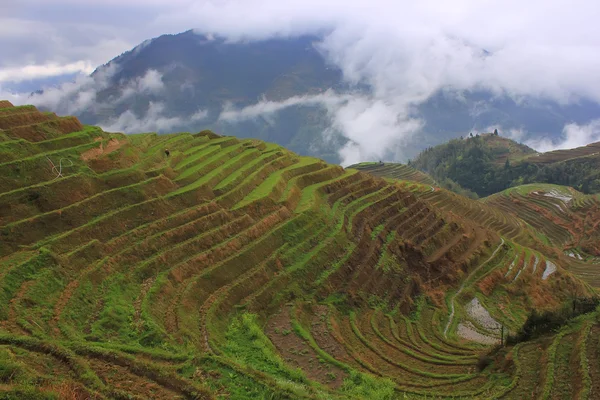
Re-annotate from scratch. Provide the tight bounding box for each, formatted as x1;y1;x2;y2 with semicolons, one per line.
2;101;600;400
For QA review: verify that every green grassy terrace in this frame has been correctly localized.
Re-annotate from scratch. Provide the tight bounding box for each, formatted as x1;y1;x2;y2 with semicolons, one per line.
0;102;597;399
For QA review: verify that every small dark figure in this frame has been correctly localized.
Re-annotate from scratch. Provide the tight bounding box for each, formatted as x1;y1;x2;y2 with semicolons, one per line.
165;149;170;157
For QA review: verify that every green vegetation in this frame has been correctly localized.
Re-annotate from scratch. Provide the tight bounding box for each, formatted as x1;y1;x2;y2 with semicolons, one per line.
507;297;600;345
410;132;600;197
0;102;599;399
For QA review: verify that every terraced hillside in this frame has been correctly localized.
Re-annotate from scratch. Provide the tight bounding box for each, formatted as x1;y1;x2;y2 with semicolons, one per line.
524;141;600;164
357;164;600;288
348;162;436;186
483;184;600;286
0;101;597;399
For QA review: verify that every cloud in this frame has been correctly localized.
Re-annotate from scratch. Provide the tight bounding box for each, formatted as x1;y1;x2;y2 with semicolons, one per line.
173;0;600;163
332;98;424;165
6;64;200;135
0;61;95;83
121;69;165;99
524;120;600;153
217;91;423;165
4;0;600;164
218;91;351;122
21;62;120;115
12;65;165;115
100;101;208;133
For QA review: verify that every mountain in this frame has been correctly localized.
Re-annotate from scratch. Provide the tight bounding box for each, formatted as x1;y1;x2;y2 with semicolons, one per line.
35;30;600;164
80;31;349;163
410;132;600;197
2;100;600;398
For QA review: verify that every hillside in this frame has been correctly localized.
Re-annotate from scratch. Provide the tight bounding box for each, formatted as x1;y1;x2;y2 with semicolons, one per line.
64;32;348;163
347;162;436;186
411;133;600;197
483;184;600;264
1;101;600;399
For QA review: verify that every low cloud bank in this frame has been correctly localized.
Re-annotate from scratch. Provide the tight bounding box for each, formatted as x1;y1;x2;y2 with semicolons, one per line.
218;91;424;165
525;120;600;153
4;0;600;164
3;64;208;134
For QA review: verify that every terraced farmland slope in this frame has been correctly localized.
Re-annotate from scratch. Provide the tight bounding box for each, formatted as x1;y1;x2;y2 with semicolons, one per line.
483;184;600;285
524;141;600;164
348;162;436;186
0;101;598;399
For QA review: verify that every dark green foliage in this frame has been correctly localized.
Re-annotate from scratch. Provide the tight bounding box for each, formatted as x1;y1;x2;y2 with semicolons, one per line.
412;135;517;196
476;354;493;372
507;297;600;345
435;176;479;199
412;133;600;196
0;389;57;400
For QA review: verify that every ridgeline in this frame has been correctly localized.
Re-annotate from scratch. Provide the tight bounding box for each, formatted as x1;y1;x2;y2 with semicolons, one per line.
409;132;600;197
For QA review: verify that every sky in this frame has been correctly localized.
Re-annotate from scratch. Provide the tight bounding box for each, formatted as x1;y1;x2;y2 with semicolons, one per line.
2;0;600;162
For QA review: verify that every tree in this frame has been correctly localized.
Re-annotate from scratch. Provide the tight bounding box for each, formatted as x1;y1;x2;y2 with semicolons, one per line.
470;132;474;138
493;129;499;136
504;158;510;169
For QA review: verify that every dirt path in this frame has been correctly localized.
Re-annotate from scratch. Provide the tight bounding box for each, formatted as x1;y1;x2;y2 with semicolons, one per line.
5;280;35;335
444;238;505;338
81;138;124;161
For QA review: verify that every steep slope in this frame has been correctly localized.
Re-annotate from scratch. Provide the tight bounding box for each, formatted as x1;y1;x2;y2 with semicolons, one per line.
73;31;347;163
0;101;597;399
348;162;436;186
483;184;600;282
524;141;600;164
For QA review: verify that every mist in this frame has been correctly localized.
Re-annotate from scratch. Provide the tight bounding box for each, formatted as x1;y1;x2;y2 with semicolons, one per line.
2;0;600;163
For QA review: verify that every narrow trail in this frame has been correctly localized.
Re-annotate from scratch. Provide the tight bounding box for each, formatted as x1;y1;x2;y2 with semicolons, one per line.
444;237;505;338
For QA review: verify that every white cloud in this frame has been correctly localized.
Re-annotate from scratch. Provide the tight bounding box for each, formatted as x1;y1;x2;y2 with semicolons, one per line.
121;69;165;99
100;101;208;133
21;62;120;115
525;120;600;153
218;91;351;122
0;88;24;105
138;69;164;92
331;98;424;165
217;91;423;165
190;109;209;121
4;0;600;163
14;64;204;134
0;61;94;83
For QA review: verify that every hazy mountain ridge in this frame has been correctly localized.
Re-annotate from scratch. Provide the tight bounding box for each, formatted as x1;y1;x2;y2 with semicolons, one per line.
29;30;600;165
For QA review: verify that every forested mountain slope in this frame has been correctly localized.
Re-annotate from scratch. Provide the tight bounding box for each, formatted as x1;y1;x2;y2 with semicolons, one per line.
411;133;600;197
